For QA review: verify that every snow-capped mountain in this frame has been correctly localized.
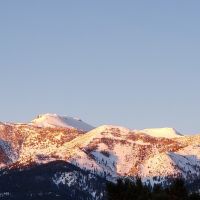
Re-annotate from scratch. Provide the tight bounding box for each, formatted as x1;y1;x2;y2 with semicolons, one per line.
64;126;199;183
0;114;199;199
31;113;94;132
139;127;182;138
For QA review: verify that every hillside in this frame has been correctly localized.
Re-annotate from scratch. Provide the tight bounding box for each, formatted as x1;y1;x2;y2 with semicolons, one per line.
0;115;199;199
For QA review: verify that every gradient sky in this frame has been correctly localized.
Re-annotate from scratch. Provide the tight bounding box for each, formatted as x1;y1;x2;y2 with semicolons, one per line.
0;1;199;134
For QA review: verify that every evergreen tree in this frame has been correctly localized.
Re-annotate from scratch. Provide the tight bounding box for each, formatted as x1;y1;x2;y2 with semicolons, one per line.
106;178;200;200
169;178;188;200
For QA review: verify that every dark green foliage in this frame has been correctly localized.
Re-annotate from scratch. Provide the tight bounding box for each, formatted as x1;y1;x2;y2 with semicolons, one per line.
189;193;200;200
106;178;200;200
0;161;107;200
169;179;188;200
106;178;151;200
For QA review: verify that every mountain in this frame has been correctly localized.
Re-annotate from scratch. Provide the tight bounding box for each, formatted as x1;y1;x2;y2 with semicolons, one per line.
31;113;94;132
139;127;182;138
64;125;200;183
0;161;106;200
0;114;199;199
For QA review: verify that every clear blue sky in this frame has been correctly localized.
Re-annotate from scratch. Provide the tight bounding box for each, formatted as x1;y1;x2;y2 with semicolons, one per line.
0;1;199;134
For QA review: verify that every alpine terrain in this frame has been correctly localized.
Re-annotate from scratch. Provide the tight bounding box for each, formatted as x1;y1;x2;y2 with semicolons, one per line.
0;113;200;199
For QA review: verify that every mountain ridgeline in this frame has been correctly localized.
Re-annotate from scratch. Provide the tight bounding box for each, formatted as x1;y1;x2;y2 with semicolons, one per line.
0;113;200;199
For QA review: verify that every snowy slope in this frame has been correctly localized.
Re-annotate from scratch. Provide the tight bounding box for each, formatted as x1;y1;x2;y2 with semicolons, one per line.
59;126;200;184
31;113;94;132
140;128;182;138
1;116;200;190
4;123;190;181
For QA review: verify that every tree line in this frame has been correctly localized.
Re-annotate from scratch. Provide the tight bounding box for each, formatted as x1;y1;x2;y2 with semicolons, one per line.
106;178;200;200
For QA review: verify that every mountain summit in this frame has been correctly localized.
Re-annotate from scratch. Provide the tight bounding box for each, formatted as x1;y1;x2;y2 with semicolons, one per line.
31;113;94;132
140;127;182;138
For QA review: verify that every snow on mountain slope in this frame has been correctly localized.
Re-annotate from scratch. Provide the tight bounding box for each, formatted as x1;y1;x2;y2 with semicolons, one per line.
169;145;200;178
57;126;183;181
67;125;133;180
55;126;200;184
1;116;200;188
141;152;178;182
140;128;182;138
10;124;198;184
31;113;94;132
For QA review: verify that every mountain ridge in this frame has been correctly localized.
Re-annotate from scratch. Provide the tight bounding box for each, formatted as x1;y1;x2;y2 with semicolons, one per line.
0;113;199;199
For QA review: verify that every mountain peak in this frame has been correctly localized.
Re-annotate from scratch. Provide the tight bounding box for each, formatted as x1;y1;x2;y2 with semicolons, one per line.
140;127;182;138
31;113;94;132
